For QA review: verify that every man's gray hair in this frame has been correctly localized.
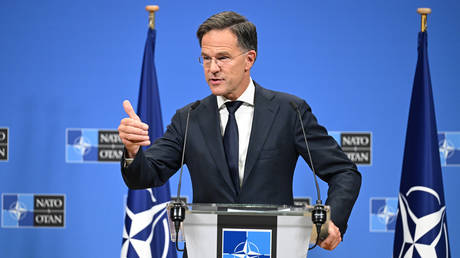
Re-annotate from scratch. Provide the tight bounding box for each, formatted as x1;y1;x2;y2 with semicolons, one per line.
196;11;257;53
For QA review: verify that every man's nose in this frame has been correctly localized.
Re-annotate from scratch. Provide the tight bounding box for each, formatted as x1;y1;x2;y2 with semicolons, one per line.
209;58;221;73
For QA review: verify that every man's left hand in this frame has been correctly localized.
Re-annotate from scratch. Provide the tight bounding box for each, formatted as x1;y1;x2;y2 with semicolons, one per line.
319;220;342;250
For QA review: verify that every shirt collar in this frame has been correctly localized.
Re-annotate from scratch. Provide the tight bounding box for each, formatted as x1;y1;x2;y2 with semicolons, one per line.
217;78;255;110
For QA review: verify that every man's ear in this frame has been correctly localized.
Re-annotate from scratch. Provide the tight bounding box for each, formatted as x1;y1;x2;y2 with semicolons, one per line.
245;50;257;71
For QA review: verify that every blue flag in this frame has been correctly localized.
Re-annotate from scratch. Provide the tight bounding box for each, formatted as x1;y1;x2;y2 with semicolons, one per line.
121;28;177;258
393;31;451;258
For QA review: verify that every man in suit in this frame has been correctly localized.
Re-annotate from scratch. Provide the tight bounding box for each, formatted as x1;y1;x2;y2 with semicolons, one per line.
118;11;361;251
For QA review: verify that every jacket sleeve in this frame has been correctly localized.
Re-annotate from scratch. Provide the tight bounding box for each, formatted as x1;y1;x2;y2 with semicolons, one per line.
294;100;362;237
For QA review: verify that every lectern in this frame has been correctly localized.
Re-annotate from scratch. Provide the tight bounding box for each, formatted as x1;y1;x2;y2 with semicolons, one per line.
167;203;329;258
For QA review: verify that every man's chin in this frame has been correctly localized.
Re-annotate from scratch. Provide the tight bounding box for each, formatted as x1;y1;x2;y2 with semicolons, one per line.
209;86;225;97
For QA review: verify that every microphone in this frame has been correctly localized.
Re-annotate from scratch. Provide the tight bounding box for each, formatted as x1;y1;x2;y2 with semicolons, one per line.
170;100;200;252
289;101;327;250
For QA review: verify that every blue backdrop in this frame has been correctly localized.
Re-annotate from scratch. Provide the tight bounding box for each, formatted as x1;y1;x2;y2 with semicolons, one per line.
1;0;459;257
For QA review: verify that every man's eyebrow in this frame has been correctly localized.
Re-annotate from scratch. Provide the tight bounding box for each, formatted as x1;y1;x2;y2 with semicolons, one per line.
201;50;232;56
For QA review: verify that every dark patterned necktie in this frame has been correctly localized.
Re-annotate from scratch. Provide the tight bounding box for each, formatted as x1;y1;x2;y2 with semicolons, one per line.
223;101;243;195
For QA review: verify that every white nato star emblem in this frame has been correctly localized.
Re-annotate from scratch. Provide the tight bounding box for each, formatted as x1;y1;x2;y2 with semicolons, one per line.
377;204;396;225
8;201;27;221
232;240;261;258
73;136;92;156
397;186;449;258
121;189;171;258
439;138;455;160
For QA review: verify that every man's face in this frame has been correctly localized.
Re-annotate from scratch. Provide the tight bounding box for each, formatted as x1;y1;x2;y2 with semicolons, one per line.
201;29;256;100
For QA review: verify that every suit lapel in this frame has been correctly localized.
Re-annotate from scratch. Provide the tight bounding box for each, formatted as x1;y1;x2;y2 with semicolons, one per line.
196;95;236;195
243;84;280;185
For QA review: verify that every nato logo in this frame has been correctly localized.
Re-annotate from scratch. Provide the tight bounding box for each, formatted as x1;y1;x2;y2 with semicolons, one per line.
222;229;272;257
329;132;372;165
370;197;397;232
0;127;8;161
2;194;65;228
395;186;449;257
122;189;171;257
66;128;124;163
438;132;460;166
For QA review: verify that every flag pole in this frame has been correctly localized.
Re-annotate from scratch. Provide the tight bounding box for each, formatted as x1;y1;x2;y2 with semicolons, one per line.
417;8;431;32
146;5;160;29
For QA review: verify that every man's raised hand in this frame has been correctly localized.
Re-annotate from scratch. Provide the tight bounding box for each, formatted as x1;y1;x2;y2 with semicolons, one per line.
118;100;151;158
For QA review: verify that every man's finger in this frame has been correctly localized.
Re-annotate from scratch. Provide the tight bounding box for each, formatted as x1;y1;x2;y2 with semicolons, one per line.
123;100;140;121
319;234;334;250
118;122;149;135
138;140;151;146
120;133;150;142
121;139;150;147
119;126;148;136
120;118;149;131
320;233;341;250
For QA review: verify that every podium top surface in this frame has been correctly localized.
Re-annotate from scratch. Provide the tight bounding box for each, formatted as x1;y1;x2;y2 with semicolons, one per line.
181;203;329;217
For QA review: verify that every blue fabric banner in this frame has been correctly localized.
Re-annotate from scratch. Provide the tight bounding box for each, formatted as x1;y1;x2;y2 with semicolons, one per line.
121;28;177;258
393;31;451;258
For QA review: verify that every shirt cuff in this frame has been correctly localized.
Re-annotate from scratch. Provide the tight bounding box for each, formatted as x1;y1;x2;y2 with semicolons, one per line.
124;158;134;168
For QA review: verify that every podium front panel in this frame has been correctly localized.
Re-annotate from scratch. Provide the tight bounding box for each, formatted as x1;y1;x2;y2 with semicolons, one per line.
183;213;218;258
277;216;311;257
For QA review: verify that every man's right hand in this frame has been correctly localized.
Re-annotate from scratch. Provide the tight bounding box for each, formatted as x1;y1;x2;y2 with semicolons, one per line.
118;100;151;158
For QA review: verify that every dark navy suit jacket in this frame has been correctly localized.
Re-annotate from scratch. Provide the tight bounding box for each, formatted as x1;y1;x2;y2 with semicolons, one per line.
121;83;361;236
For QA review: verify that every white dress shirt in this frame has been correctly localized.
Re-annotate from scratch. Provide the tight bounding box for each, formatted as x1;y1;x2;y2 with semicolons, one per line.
217;79;255;186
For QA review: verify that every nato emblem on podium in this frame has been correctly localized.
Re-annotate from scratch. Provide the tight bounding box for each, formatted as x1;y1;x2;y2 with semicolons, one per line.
218;215;275;258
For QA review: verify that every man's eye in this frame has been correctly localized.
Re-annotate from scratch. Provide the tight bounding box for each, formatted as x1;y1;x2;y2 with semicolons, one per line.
202;56;212;61
217;56;230;61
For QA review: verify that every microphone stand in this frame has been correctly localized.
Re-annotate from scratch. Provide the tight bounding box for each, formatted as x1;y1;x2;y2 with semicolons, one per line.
290;102;327;250
169;101;200;252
